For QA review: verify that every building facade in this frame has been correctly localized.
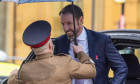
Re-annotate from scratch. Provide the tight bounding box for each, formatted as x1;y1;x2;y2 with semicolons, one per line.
0;0;140;64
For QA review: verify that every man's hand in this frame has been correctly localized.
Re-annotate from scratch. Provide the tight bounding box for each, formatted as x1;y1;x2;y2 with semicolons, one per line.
72;44;83;54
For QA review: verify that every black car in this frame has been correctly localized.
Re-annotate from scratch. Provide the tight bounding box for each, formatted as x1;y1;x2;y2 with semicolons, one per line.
101;29;140;84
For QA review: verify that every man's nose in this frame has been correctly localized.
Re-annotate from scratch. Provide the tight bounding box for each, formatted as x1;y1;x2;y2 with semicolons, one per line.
63;25;69;31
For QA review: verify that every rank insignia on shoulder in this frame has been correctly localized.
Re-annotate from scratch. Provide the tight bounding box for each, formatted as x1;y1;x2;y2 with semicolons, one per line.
57;53;67;56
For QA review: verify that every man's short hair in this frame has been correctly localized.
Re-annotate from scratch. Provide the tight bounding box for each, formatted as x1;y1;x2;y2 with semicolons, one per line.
59;4;83;20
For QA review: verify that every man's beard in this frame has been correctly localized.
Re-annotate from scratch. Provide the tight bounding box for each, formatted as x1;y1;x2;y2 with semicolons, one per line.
67;23;79;42
67;31;78;42
66;30;75;41
67;35;75;42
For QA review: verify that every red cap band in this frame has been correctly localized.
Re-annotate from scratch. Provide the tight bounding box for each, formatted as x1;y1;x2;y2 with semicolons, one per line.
30;34;50;48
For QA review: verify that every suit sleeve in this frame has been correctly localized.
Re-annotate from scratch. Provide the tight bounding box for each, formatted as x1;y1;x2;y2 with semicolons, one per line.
105;36;128;84
68;51;96;79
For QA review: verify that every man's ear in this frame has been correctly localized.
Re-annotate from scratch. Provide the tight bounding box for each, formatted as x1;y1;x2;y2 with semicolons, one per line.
79;16;83;24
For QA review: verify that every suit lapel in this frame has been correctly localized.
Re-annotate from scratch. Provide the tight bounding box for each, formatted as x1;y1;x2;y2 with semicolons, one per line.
62;35;70;54
85;28;96;61
60;28;96;59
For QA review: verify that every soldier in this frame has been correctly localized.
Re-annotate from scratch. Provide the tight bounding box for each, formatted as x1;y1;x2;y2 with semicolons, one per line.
7;20;96;84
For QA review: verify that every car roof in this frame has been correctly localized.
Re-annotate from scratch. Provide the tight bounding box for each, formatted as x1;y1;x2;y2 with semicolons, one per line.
100;29;140;49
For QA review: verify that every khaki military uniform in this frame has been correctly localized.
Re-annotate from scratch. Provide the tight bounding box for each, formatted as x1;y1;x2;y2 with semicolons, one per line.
8;51;96;84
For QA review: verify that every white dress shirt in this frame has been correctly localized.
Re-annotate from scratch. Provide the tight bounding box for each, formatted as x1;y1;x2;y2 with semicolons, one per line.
68;27;93;84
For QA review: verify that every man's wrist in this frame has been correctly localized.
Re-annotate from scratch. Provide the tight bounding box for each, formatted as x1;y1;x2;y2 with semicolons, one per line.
77;51;90;63
77;51;84;58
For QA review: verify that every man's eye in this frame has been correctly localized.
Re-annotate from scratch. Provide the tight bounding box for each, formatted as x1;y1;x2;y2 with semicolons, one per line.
67;23;71;25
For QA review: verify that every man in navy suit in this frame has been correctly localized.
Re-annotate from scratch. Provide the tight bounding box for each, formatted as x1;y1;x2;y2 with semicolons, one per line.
54;4;128;84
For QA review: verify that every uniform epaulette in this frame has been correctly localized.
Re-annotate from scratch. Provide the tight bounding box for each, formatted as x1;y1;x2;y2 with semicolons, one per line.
57;53;68;56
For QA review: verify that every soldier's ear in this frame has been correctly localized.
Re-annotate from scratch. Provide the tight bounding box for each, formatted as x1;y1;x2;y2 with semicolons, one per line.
48;43;51;49
48;42;53;50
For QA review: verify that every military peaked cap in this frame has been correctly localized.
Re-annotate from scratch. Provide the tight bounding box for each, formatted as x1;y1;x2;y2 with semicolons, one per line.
23;20;51;48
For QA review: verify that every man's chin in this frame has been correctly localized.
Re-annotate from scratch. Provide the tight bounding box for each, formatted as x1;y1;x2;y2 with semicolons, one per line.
67;36;75;41
66;34;73;37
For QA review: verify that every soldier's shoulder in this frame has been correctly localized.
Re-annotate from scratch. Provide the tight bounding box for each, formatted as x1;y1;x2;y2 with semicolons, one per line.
55;53;72;60
21;59;36;68
55;53;72;64
56;53;69;56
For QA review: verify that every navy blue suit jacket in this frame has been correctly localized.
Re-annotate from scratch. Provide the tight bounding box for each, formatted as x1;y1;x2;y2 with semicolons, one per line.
54;28;128;84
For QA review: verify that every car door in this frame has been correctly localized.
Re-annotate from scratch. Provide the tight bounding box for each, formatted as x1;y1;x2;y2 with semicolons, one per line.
101;29;140;84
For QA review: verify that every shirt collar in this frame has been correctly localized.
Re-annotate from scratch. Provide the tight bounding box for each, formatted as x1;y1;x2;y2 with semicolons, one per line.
77;27;87;41
35;52;53;60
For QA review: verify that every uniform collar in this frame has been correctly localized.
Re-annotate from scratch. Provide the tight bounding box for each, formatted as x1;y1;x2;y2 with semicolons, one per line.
77;27;87;41
35;52;53;60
